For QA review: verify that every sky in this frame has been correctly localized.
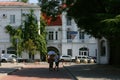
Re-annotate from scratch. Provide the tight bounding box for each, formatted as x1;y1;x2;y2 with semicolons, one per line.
29;0;38;3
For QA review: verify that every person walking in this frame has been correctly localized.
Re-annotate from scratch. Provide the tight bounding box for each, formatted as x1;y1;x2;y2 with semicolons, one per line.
47;55;55;71
54;54;60;71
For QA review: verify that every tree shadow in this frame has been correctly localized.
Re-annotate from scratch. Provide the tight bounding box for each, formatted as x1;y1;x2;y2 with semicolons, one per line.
8;65;72;79
64;64;120;80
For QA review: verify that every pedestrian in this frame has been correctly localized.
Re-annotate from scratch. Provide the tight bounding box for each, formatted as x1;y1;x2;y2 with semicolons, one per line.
54;54;60;71
47;55;55;71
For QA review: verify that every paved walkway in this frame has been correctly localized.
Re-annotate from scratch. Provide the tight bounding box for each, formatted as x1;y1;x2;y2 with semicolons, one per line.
0;62;73;80
0;62;120;80
64;63;120;80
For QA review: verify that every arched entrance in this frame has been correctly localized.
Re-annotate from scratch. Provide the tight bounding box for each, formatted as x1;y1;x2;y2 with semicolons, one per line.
99;39;109;64
79;47;89;56
47;46;59;54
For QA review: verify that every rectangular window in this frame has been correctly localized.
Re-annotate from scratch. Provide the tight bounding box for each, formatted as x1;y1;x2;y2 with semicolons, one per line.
48;31;54;40
66;16;72;25
67;49;72;56
67;31;72;42
55;31;58;40
67;31;71;39
2;50;5;54
79;31;84;39
10;15;15;23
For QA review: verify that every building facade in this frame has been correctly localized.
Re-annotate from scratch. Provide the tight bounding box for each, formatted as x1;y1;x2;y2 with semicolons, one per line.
0;1;40;59
46;12;98;60
0;1;109;64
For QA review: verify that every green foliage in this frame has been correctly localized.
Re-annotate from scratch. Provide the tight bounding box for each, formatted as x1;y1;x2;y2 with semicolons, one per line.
5;25;23;56
66;0;120;64
67;0;120;38
5;9;47;60
23;39;37;55
22;10;39;55
39;17;47;55
23;10;47;57
17;0;28;3
38;0;62;20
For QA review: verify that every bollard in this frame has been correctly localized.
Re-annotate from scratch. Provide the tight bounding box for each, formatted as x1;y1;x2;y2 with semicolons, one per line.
76;59;80;64
84;59;88;63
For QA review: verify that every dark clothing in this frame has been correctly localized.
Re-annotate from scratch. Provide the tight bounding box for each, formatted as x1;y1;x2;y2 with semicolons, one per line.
47;55;55;71
54;55;60;71
55;62;59;66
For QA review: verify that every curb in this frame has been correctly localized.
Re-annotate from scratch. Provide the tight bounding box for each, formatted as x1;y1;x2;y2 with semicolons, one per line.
63;65;78;80
7;67;23;75
0;67;23;76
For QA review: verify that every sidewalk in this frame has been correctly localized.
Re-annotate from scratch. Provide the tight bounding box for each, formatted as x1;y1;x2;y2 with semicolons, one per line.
1;62;120;80
0;62;73;80
0;63;24;77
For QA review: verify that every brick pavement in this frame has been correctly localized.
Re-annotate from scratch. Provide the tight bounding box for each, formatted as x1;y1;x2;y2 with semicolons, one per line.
0;62;74;80
1;62;120;80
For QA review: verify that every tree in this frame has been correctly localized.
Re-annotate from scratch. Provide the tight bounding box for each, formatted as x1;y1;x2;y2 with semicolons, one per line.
22;9;47;61
22;10;39;60
39;17;47;59
39;0;120;64
66;0;120;64
38;0;63;23
23;39;37;61
5;9;47;61
5;25;23;56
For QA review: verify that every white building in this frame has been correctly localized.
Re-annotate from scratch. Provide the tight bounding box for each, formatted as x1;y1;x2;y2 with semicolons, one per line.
0;1;109;64
45;11;110;64
0;1;40;60
46;12;98;59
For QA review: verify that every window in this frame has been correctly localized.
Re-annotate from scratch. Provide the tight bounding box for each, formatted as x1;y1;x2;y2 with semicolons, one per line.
48;31;54;40
79;47;89;56
67;31;71;39
55;31;58;40
67;49;72;56
2;50;5;54
79;31;84;39
66;16;72;25
100;40;106;56
10;15;15;23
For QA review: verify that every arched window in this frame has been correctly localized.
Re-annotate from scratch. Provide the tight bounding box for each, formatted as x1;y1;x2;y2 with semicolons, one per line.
100;40;106;56
79;47;89;56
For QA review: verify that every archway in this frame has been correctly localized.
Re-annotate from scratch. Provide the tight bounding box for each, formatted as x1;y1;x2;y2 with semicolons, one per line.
100;40;106;56
47;46;59;54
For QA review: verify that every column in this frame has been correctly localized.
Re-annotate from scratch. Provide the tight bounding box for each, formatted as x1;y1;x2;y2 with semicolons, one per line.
62;12;67;42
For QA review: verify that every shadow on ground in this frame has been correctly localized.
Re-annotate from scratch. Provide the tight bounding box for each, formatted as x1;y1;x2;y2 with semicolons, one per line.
64;64;120;80
8;66;72;79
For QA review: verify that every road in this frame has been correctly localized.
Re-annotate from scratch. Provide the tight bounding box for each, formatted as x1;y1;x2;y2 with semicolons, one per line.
1;63;74;80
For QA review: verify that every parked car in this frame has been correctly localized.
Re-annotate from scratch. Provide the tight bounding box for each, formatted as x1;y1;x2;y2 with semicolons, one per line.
76;56;95;63
76;56;88;63
1;54;17;62
88;56;97;63
60;55;72;62
17;57;24;62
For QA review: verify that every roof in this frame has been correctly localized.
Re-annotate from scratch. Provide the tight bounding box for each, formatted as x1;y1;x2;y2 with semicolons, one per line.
0;1;39;8
48;16;62;26
42;13;62;26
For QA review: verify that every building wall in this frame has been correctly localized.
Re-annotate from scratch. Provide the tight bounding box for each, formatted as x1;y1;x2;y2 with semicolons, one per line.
46;12;98;59
0;3;40;60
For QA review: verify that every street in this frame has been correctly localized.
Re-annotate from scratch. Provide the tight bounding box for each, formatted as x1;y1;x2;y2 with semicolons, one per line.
0;63;74;80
